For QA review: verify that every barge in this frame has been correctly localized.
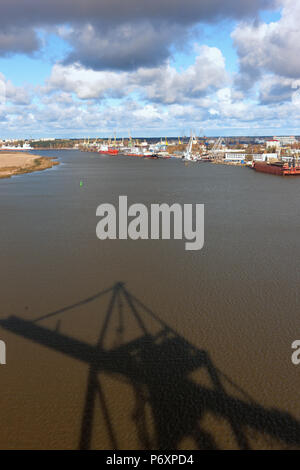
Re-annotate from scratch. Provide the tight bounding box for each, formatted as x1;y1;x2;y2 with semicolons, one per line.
252;160;300;176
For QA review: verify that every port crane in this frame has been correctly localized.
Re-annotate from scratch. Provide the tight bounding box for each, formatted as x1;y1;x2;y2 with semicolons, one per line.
183;132;197;161
210;137;225;161
128;130;133;147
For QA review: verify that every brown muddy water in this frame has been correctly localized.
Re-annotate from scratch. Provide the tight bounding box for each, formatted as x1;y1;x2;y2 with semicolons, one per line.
0;149;300;450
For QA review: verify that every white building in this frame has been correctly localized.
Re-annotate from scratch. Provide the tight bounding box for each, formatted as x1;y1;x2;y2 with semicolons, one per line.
273;136;297;146
266;140;280;149
251;154;266;161
224;151;246;162
252;153;278;161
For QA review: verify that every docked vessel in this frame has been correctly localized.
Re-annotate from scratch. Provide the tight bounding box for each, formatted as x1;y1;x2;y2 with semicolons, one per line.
98;144;119;155
252;160;300;176
125;146;145;157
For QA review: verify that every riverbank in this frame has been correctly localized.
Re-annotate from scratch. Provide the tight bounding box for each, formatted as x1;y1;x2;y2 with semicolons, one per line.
0;152;59;179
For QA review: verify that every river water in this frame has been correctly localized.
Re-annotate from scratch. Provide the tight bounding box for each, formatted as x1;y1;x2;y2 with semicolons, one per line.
0;149;299;449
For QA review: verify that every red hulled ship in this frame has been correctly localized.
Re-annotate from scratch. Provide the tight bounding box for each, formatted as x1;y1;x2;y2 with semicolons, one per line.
252;160;300;176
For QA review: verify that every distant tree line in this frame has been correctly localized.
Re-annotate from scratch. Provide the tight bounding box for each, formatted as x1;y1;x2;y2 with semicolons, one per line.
31;140;75;148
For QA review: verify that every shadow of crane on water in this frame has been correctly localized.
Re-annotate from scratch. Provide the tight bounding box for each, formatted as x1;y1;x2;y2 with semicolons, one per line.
1;282;300;450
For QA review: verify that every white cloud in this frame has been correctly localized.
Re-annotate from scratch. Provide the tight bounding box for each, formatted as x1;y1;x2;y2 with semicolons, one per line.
258;75;300;104
0;73;31;105
232;0;300;87
139;46;227;104
3;81;300;137
44;46;227;105
45;64;128;99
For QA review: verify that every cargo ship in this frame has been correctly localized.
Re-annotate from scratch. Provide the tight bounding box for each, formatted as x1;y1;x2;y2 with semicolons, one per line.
125;147;145;157
98;145;118;155
252;160;300;176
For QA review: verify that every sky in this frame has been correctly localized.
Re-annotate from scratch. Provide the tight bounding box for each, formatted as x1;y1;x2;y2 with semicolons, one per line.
0;0;299;138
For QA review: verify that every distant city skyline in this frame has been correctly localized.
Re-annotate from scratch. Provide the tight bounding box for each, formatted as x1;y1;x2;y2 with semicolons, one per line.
1;1;300;138
1;133;300;141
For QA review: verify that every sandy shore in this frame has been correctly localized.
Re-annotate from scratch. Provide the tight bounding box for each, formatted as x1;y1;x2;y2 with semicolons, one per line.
0;152;59;179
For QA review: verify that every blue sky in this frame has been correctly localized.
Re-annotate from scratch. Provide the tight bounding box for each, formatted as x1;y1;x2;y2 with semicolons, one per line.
0;0;299;138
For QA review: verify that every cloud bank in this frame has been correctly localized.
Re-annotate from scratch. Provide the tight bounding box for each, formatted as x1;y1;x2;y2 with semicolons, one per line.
2;0;300;136
0;0;275;69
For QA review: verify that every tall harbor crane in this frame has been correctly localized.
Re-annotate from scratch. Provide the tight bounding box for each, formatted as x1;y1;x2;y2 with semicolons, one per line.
210;137;225;161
